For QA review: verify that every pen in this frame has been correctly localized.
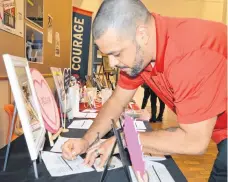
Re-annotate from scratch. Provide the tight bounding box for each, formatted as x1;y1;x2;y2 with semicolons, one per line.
81;120;85;127
61;156;73;171
152;165;161;182
48;151;62;154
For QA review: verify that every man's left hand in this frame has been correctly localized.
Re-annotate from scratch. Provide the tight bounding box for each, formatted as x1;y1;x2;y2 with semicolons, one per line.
84;136;117;167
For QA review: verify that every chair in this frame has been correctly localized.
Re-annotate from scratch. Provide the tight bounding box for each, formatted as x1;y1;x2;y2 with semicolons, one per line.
4;104;19;144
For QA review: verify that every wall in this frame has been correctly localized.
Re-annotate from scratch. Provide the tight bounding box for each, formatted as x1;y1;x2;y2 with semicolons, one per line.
0;0;73;148
31;0;72;74
0;0;72;77
143;0;227;23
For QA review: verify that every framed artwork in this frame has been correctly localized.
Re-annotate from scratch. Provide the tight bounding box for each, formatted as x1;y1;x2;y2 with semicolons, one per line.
25;0;43;28
50;67;67;113
0;0;24;37
3;54;46;161
25;24;43;63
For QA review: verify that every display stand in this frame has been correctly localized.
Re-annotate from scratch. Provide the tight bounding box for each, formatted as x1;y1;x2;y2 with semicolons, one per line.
62;93;69;133
2;104;39;179
99;119;132;182
47;95;63;146
46;97;64;147
47;128;63;147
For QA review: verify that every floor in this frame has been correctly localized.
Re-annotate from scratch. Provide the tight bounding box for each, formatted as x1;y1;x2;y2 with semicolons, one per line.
134;87;218;182
150;121;217;182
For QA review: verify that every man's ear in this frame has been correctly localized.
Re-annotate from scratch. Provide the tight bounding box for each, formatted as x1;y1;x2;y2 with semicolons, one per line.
135;25;149;46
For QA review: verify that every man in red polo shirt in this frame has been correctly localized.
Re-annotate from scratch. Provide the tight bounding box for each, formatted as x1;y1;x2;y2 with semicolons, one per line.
62;0;227;181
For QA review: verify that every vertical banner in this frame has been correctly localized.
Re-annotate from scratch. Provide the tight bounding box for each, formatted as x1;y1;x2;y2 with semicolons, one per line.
71;7;92;81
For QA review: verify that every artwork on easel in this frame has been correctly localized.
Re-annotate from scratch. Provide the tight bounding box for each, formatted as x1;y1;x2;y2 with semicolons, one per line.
123;114;146;179
62;68;72;132
30;68;62;147
92;73;103;91
50;67;65;127
3;54;46;178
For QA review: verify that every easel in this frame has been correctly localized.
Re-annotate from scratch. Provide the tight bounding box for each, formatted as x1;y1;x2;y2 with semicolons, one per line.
99;119;132;182
2;103;41;179
97;56;117;90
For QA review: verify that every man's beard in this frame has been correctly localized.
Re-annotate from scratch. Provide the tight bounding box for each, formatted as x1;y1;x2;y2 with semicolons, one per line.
128;43;144;77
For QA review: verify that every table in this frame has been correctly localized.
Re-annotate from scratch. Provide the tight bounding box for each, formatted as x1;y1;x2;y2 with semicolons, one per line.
0;121;187;182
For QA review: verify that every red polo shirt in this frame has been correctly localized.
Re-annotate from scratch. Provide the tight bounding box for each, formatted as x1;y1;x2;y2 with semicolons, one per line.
118;13;227;144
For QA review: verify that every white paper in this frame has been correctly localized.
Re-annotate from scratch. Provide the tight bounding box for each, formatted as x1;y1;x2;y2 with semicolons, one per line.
145;161;175;182
41;151;94;177
51;137;107;153
55;32;60;57
143;155;166;162
74;112;98;119
74;112;88;118
94;156;123;172
135;121;146;130
128;166;138;182
51;136;75;153
68;120;93;129
129;161;174;182
86;113;98;118
82;109;97;113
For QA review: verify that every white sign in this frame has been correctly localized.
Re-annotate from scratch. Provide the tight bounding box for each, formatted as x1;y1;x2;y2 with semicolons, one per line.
0;0;24;37
47;14;53;44
55;32;60;57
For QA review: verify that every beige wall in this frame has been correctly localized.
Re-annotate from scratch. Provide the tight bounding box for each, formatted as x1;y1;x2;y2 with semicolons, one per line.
0;0;72;148
143;0;227;23
0;1;72;76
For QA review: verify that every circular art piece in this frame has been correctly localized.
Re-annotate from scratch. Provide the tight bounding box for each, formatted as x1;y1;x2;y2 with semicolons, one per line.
30;68;60;134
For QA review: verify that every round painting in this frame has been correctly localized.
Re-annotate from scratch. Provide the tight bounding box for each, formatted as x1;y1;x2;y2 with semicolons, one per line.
30;68;60;133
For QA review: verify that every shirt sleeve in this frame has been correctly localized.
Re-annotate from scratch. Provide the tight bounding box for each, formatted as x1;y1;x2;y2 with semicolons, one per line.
169;48;227;124
117;71;144;90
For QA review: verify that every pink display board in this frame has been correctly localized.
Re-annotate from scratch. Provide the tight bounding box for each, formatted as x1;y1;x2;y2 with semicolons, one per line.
123;114;145;178
30;69;60;133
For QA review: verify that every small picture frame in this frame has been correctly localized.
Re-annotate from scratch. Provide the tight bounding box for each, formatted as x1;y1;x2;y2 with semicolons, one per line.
25;0;44;28
3;54;46;161
25;24;43;64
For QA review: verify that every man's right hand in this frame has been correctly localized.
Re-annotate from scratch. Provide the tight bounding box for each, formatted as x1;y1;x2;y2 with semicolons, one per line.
61;138;89;160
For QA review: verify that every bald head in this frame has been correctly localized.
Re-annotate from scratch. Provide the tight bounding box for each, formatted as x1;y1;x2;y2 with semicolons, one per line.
92;0;150;41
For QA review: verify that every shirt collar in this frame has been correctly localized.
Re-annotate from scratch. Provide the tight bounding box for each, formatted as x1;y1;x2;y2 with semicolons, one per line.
151;13;169;75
